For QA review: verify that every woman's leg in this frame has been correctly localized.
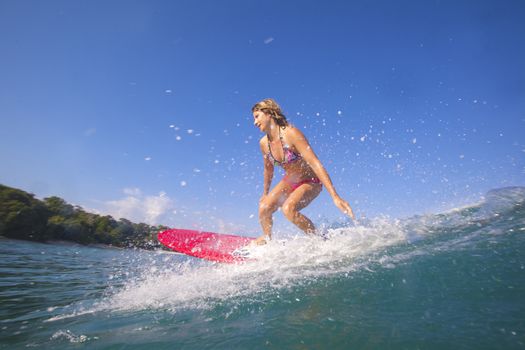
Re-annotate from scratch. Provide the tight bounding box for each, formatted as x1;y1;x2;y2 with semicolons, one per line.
259;180;293;238
281;183;322;234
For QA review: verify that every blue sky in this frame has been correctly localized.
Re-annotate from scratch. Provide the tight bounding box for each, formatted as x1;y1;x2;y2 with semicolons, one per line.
1;0;524;236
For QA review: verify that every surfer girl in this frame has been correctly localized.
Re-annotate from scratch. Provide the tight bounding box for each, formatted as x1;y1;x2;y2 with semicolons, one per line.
252;98;355;245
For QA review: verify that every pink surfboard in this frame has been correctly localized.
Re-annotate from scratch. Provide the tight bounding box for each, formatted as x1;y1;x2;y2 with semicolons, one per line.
158;228;255;263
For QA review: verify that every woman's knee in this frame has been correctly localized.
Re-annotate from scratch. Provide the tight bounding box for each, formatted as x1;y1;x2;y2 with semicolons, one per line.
281;202;298;220
259;199;278;217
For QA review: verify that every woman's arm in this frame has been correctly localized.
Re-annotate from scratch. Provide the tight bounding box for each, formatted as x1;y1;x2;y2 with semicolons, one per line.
288;128;355;219
259;137;274;196
253;137;275;245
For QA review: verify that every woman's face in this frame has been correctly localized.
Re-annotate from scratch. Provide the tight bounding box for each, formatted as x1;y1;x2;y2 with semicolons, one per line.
253;110;272;132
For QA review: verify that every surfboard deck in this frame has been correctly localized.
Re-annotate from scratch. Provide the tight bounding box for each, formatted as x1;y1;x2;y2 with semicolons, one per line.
157;228;255;263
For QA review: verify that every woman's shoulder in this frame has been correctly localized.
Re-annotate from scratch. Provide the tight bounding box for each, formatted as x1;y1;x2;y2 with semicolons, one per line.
259;136;268;152
284;125;307;142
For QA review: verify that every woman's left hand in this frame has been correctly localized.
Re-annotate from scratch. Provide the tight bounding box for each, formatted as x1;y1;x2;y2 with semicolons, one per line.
333;196;355;220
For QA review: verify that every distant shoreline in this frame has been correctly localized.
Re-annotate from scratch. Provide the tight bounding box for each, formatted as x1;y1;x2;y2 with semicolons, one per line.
0;235;182;255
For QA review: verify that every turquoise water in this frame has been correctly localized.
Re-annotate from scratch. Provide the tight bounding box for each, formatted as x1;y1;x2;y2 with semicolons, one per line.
1;187;524;349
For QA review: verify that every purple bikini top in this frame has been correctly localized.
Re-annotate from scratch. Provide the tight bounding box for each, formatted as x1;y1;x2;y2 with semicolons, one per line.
267;128;301;167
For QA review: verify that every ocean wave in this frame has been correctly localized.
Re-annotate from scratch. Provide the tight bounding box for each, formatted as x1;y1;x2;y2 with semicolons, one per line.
52;187;525;318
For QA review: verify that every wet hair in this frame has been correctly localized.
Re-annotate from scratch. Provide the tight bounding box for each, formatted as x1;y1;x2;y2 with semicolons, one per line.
252;98;288;128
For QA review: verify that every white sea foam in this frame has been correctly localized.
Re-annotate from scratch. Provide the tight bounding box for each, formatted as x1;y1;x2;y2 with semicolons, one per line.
50;330;89;343
97;218;408;313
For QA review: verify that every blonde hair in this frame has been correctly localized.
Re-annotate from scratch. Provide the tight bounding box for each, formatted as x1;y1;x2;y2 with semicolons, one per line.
252;98;288;128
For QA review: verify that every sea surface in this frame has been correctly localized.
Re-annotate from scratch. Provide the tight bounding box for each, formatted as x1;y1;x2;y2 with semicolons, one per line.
1;187;524;349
